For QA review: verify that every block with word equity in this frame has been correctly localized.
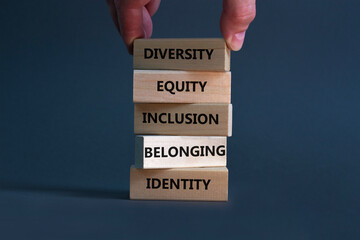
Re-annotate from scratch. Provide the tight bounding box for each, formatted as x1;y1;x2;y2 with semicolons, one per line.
135;135;227;169
134;103;232;136
133;38;230;71
130;166;228;201
133;70;231;103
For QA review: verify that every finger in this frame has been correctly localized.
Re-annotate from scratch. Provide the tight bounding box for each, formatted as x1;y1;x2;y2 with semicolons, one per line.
142;7;153;39
106;0;120;32
145;0;161;16
220;0;256;51
114;0;153;54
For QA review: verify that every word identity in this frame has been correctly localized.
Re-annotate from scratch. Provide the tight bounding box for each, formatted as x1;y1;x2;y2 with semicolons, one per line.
146;178;211;190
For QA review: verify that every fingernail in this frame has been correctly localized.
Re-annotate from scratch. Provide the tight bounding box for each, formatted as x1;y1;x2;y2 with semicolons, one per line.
143;28;148;39
229;31;246;51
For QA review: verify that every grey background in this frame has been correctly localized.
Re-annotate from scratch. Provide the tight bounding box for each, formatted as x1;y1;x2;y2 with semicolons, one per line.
1;0;359;239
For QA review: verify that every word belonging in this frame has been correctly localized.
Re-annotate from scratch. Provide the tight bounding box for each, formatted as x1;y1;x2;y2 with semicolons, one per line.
144;145;226;158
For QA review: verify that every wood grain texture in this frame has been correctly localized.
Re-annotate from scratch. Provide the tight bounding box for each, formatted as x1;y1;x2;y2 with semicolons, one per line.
135;136;227;169
133;70;231;103
133;38;230;71
130;166;228;201
134;103;232;136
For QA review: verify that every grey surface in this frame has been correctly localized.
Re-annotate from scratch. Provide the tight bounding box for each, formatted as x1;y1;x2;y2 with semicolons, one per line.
1;0;360;239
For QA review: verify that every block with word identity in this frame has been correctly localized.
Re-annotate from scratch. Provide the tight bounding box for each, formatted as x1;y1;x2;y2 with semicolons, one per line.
134;103;232;136
135;135;227;169
130;166;228;201
133;70;231;103
133;38;230;71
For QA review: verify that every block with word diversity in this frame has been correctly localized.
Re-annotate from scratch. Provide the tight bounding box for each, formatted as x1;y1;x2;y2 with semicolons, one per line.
134;103;232;136
130;166;228;201
133;70;231;103
133;39;230;71
135;136;227;169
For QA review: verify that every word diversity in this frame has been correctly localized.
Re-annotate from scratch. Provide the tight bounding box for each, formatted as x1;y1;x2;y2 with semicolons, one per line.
130;38;232;201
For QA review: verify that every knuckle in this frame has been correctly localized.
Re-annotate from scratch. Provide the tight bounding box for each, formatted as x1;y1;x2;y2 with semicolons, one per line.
114;0;130;9
227;6;256;24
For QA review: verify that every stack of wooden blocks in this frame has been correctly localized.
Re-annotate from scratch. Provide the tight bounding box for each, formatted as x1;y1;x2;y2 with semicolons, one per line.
130;39;232;201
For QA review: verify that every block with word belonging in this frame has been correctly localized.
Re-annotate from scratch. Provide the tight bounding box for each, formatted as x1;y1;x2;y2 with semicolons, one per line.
133;70;231;103
133;39;230;71
134;103;232;136
135;135;227;169
130;166;228;201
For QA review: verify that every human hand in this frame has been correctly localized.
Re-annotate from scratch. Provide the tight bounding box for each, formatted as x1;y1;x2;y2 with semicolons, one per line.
106;0;256;54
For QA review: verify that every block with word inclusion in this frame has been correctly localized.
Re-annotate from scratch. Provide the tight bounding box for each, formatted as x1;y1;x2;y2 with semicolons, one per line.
134;103;232;136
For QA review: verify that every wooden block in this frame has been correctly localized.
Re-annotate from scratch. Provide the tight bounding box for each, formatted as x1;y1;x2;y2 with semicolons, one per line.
135;136;227;169
134;104;232;136
133;38;230;71
130;166;228;201
133;70;231;103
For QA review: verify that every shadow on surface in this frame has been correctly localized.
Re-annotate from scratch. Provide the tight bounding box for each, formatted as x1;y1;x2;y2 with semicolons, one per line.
0;183;129;200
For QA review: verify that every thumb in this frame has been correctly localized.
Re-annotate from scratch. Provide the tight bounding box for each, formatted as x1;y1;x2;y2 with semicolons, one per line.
220;0;256;51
